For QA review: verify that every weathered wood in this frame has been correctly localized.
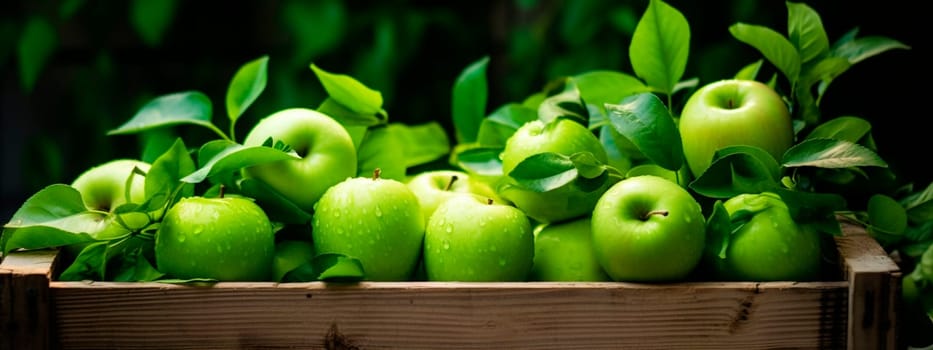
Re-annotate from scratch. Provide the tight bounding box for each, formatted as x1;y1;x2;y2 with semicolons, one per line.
0;222;900;349
835;220;902;350
48;280;849;349
0;249;57;350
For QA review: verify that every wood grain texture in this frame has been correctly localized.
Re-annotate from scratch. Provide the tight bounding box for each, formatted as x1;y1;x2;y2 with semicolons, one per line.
0;222;901;349
834;219;902;350
48;281;848;349
0;249;57;350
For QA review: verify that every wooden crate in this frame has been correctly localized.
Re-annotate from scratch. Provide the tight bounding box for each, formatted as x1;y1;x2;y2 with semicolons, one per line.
1;220;900;350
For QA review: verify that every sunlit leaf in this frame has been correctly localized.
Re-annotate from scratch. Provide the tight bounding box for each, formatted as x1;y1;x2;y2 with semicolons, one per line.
508;152;577;193
604;93;683;171
787;1;829;64
1;184;101;254
805;116;872;143
226;55;268;123
689;147;781;199
181;140;300;184
734;59;764;80
452;56;489;144
144;138;196;210
313;253;365;282
729;22;801;83
389;122;451;168
629;0;690;95
477;103;537;148
108;91;215;135
572;70;651;114
782;138;887;169
310;63;383;115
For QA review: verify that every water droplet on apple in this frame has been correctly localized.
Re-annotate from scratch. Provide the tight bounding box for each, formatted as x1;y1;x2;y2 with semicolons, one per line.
445;225;453;233
177;235;186;242
443;240;450;250
490;246;497;252
194;226;203;234
498;258;506;267
375;208;383;217
335;211;341;217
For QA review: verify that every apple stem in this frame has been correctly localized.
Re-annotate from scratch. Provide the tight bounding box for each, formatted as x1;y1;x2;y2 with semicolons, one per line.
642;210;669;220
373;168;382;180
487;198;494;205
219;184;226;198
445;175;459;191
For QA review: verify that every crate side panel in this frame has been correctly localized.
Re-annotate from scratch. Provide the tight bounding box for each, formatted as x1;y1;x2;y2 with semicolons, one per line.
50;282;847;350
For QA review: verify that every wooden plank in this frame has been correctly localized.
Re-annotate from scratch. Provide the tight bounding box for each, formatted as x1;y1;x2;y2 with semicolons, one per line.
47;280;848;349
835;220;902;350
0;249;57;350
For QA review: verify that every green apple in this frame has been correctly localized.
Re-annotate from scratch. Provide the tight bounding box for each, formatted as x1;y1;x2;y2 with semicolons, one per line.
241;108;357;212
155;196;276;281
424;195;534;282
708;192;822;282
678;79;793;177
71;158;150;213
591;175;706;282
499;118;616;224
312;169;425;281
531;217;611;282
66;159;152;255
406;169;505;223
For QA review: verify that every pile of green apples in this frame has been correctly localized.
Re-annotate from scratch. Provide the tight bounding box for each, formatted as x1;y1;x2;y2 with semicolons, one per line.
1;0;926;291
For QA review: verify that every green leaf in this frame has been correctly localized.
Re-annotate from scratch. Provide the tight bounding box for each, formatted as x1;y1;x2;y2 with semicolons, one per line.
310;63;383;116
689;146;782;199
805;116;872;143
144;138;196;210
831;32;911;65
452;146;504;177
226;55;269;123
130;0;177;47
111;247;164;282
705;200;732;259
452;56;489;144
389;122;451;168
356;125;407;182
239;178;313;224
629;0;690;95
58;242;108;281
571;70;651;115
1;184;102;254
782;138;888;169
508;152;578;193
868;193;909;236
773;188;846;236
538;89;589;126
313;253;365;282
477;103;537;148
903;181;933;224
181;139;300;184
140;128;178;164
317;97;387;127
17;16;57;92
734;60;764;80
108;91;216;136
729;22;802;83
786;1;829;64
604;93;683;171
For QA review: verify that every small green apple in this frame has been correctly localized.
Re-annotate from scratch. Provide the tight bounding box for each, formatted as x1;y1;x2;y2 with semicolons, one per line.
678;79;793;177
155;196;276;281
531;217;611;282
67;159;153;255
71;159;151;213
499;118;616;224
312;169;425;281
707;192;822;282
241;108;357;212
591;175;706;282
406;169;505;223
424;195;533;282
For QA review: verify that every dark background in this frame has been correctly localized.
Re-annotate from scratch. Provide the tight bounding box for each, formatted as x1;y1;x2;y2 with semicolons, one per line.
1;0;927;222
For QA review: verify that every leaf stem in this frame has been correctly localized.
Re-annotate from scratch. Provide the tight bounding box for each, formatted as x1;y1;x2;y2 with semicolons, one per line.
206;123;233;142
